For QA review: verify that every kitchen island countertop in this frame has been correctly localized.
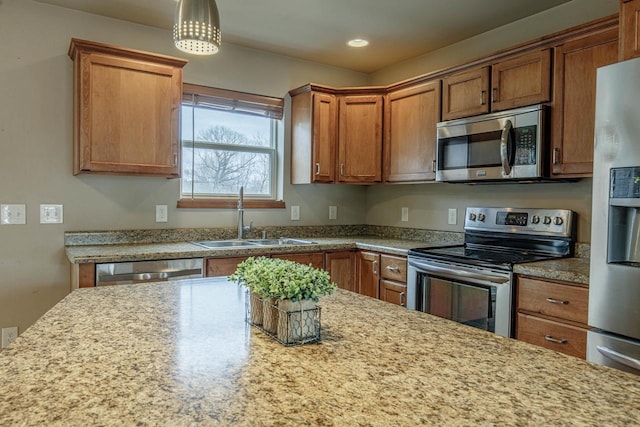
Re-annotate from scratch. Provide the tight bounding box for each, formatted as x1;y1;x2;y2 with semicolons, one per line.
0;277;636;426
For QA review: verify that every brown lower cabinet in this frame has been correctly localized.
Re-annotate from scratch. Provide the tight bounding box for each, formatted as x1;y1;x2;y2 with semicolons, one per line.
516;275;589;359
272;252;324;269
379;279;407;307
356;251;407;306
325;251;357;292
206;252;325;278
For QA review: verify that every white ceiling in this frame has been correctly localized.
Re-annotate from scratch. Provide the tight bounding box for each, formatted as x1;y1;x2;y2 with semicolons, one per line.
35;0;573;73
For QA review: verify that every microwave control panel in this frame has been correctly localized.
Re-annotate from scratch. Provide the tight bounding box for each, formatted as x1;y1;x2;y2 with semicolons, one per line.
514;125;537;165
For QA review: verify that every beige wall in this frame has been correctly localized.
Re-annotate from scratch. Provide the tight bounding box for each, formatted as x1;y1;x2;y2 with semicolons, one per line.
0;0;369;335
0;0;616;336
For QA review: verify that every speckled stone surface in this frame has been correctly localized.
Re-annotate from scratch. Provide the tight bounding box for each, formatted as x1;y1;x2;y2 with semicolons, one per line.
65;236;452;264
0;278;637;426
514;257;590;285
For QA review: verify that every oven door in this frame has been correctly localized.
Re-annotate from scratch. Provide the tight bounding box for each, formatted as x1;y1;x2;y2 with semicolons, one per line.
407;257;513;337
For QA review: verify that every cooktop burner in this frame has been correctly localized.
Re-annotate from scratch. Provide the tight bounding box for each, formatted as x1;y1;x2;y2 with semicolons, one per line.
408;245;566;271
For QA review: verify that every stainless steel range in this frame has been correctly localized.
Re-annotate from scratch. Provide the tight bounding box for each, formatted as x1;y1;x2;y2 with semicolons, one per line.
407;207;576;337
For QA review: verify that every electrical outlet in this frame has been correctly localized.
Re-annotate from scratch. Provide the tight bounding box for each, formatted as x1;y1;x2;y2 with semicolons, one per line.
448;208;458;225
156;205;168;223
1;327;18;348
401;207;409;222
329;206;337;220
291;205;300;221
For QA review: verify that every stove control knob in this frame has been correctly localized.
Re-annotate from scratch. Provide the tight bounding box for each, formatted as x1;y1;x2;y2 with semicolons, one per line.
469;213;477;221
554;217;564;226
477;213;485;222
531;215;540;224
543;216;552;225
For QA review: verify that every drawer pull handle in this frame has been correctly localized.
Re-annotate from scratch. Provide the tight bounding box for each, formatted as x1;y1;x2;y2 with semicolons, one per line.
372;260;378;275
385;265;400;272
399;291;405;307
315;163;320;175
546;297;568;305
544;335;568;344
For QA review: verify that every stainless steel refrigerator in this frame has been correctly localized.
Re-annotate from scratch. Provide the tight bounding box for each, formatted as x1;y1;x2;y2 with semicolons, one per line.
589;57;640;374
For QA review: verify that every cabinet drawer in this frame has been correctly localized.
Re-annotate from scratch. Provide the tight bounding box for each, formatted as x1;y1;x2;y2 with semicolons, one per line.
206;256;250;277
380;254;407;283
518;277;588;324
380;279;407;307
517;313;587;359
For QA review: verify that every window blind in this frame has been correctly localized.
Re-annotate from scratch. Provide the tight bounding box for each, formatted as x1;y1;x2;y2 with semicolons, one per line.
182;83;284;119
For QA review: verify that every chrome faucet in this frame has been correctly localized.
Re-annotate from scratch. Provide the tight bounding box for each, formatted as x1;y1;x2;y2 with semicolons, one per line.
237;186;253;239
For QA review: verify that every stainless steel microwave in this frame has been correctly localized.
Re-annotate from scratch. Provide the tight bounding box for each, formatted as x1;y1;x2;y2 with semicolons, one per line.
436;105;548;182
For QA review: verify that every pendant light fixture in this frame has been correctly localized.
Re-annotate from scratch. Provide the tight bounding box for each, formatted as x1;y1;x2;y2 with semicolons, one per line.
173;0;221;55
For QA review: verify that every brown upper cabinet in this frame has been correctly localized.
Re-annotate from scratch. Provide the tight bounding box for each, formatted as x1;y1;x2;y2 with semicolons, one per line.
68;39;187;177
337;95;384;183
384;80;441;183
442;49;551;121
290;90;337;184
620;0;640;60
551;28;618;177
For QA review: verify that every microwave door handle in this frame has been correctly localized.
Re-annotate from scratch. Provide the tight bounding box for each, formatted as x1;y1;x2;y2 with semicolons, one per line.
500;120;513;176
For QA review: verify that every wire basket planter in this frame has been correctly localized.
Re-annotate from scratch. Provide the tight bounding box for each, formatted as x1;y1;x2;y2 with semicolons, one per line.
246;291;321;346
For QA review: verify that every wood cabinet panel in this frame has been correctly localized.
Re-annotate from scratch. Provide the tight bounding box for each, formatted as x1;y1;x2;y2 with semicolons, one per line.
357;251;380;298
205;257;250;277
516;313;588;359
69;39;186;177
384;81;441;182
490;49;551;111
442;66;490;120
290;91;337;184
325;251;357;292
338;95;383;183
72;263;96;289
272;252;324;269
518;277;589;324
380;254;407;283
380;279;407;307
551;29;618;177
620;0;640;60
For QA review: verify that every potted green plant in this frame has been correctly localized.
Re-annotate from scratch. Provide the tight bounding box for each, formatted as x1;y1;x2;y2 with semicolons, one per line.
229;256;337;343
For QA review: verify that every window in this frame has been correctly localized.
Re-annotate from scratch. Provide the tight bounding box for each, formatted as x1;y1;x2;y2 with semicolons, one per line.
178;83;285;208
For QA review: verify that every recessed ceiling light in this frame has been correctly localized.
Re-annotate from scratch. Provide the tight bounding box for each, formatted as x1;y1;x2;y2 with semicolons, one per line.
347;38;369;48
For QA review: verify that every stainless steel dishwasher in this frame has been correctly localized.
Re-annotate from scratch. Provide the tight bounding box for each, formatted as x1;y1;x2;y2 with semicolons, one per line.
95;259;203;286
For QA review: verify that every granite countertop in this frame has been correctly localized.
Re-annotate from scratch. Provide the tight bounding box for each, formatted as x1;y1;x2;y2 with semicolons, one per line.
64;236;443;264
514;257;590;285
0;278;636;426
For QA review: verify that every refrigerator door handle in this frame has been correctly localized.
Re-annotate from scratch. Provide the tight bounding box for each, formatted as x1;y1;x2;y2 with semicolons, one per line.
597;345;640;372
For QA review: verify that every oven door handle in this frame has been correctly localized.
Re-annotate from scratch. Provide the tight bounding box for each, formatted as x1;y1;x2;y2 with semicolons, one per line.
409;259;510;285
500;119;514;176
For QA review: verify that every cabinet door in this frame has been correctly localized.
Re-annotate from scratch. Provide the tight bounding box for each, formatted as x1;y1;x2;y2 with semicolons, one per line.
325;251;357;292
551;29;618;177
357;251;380;298
384;81;441;183
272;252;324;269
311;93;337;183
380;279;407;307
620;0;640;61
490;49;551;111
206;257;250;277
71;43;185;177
380;254;407;283
338;95;383;183
442;66;490;120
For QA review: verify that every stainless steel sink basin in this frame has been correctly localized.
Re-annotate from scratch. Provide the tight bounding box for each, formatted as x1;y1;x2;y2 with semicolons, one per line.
248;238;316;246
190;240;260;249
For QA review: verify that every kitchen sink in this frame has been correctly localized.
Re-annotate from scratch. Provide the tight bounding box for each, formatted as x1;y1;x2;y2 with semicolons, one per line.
190;238;316;249
190;240;260;249
248;238;316;246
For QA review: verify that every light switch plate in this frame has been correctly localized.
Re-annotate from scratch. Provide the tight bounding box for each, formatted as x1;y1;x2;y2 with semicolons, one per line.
329;206;337;220
156;205;168;223
401;207;409;222
448;208;458;225
291;205;300;221
40;204;63;224
1;204;26;225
